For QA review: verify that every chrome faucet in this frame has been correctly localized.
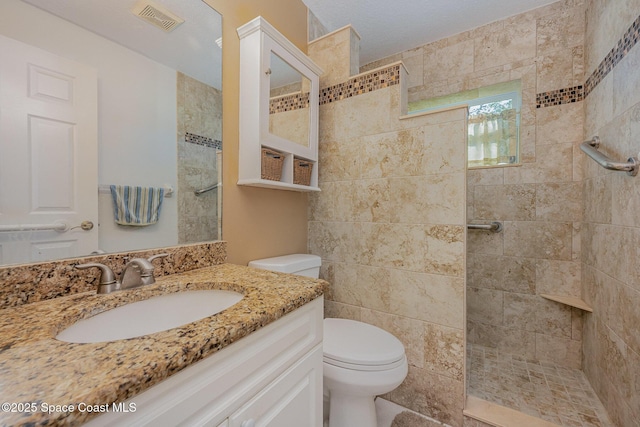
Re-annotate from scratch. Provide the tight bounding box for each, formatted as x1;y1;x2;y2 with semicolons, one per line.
75;253;168;294
75;263;120;294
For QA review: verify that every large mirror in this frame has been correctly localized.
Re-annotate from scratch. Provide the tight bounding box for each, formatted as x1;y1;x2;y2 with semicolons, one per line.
0;0;222;266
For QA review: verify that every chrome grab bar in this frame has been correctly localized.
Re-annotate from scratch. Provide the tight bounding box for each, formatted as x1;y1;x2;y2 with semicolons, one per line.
195;183;220;196
0;222;68;232
467;222;503;233
580;136;638;176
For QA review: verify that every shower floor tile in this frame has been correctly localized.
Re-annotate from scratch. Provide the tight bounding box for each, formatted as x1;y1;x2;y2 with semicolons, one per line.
466;344;613;427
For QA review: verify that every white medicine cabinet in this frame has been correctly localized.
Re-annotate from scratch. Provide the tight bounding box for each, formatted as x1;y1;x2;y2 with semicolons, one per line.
237;16;323;192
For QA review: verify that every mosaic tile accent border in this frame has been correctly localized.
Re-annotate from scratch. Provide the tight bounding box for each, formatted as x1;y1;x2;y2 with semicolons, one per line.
536;85;584;108
536;12;640;108
269;92;310;114
185;132;222;150
585;13;640;97
319;64;401;105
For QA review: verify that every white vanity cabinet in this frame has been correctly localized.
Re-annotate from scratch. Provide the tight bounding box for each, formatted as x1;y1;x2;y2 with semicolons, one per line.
237;16;323;192
85;297;323;427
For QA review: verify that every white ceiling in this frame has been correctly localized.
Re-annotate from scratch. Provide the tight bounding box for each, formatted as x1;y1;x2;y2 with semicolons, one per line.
303;0;558;66
22;0;222;89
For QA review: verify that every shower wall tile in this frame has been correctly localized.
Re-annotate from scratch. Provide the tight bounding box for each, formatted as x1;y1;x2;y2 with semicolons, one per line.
466;229;504;255
467;287;504;325
390;174;465;225
467;320;536;359
535;182;583;221
535;259;581;297
503;221;573;260
535;333;581;369
473;184;536;221
309;28;467;421
583;3;640;423
535;102;584;145
467;253;536;294
423;39;475;83
467;168;504;186
474;15;537;71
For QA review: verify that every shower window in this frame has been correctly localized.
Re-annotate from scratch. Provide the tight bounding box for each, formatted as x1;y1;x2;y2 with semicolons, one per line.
409;80;521;168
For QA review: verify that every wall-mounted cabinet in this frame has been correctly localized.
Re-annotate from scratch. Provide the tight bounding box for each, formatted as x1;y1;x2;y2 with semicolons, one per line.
237;16;323;192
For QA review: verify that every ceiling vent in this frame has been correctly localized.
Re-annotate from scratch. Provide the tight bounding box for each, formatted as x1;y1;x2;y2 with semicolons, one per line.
131;0;184;33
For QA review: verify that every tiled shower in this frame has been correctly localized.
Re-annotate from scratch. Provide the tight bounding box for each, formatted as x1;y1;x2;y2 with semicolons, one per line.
309;0;640;425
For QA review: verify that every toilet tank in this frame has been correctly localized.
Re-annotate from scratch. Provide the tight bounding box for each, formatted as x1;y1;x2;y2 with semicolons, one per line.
248;254;321;278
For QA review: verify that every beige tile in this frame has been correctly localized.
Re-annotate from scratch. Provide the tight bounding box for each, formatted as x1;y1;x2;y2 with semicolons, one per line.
535;182;583;221
582;175;612;223
535;259;581;297
535;333;581;369
467;168;504;186
537;51;577;93
423;122;467;175
536;5;585;57
474;15;537;71
360;309;425;369
467;320;536;359
308;26;358;87
423;39;474;84
360;128;425;179
351;179;392;223
423;322;464;381
504;143;574;184
536;102;584;146
389;269;464;329
611;172;640;228
466;227;504;256
324;300;361;321
503;220;573;260
473;184;536;221
390;173;465;225
384;366;464;426
467;287;503;326
467;253;536;294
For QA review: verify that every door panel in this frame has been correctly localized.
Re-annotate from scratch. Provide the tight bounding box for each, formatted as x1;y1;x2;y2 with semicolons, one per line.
0;34;98;264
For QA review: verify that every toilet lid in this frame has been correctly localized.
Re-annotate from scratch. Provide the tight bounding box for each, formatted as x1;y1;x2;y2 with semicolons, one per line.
323;318;405;367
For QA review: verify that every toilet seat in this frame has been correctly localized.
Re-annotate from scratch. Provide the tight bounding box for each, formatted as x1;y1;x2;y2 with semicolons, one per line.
323;318;406;372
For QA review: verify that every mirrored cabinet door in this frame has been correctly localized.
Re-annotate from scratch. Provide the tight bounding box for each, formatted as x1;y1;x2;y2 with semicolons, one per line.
237;16;322;192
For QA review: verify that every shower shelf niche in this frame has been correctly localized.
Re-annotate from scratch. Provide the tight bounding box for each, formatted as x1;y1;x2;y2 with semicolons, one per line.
540;294;593;312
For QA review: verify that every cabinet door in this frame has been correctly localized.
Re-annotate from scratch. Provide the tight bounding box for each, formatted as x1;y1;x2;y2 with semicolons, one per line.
229;345;322;427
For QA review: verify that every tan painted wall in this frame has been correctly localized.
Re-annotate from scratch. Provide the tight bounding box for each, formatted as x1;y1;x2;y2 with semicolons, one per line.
203;0;309;265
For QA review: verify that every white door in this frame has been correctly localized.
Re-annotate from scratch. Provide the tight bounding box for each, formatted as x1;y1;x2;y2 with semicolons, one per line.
0;34;98;265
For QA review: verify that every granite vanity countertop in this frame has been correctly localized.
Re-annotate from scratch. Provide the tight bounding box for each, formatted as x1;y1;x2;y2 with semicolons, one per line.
0;263;327;427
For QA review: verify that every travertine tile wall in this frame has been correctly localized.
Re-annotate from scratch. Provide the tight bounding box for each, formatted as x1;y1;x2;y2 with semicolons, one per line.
582;1;640;425
308;33;468;425
363;0;587;370
176;72;222;243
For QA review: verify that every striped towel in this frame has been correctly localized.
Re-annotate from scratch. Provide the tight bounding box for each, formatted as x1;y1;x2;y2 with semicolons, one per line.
109;185;164;226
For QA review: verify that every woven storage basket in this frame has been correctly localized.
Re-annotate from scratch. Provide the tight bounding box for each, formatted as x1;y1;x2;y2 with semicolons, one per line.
261;148;284;181
293;159;313;186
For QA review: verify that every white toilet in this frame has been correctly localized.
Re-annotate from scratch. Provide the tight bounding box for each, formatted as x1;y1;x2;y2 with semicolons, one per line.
248;254;408;427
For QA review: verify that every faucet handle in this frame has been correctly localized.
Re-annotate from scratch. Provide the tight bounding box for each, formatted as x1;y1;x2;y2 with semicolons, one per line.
148;253;169;263
75;263;120;294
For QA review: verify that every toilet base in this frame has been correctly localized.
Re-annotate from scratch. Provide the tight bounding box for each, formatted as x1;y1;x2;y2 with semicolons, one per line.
328;391;377;427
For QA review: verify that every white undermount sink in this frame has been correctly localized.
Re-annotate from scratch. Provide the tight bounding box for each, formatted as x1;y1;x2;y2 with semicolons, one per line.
56;290;243;343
